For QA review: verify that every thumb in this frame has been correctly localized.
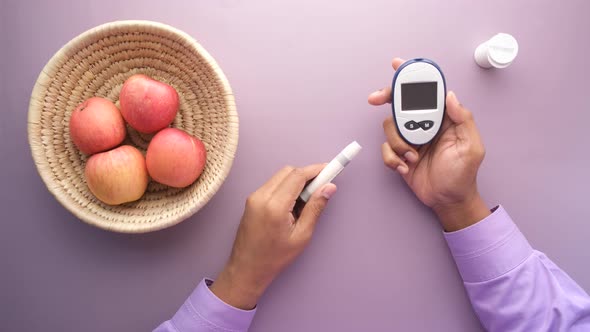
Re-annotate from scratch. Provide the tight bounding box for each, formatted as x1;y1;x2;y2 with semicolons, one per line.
446;91;471;124
445;91;484;156
297;183;337;233
368;87;392;105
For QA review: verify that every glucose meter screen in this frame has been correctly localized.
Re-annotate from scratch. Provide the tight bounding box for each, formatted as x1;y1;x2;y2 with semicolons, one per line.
401;82;437;111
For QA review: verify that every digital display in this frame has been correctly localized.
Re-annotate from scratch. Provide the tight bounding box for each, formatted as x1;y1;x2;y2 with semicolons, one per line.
401;82;437;111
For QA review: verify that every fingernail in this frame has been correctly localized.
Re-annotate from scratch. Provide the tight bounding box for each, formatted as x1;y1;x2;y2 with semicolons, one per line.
396;164;408;174
321;184;337;199
404;151;418;163
449;91;460;105
370;90;382;97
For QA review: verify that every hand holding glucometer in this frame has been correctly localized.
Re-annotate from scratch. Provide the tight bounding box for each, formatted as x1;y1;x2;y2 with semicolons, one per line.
297;58;446;201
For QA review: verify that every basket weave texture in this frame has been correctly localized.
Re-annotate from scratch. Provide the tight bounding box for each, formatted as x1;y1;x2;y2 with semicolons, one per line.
28;21;239;233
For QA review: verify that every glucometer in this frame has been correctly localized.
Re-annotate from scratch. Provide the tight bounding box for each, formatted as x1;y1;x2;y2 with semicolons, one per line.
392;58;446;145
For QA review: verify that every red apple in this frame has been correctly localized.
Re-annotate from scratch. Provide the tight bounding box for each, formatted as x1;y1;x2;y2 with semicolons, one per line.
85;145;149;205
146;128;207;188
69;97;126;155
119;74;179;134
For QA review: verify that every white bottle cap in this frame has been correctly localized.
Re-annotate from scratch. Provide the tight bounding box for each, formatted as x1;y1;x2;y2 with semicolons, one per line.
474;33;519;69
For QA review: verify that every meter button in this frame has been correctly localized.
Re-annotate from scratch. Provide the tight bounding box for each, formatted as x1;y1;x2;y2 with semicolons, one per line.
404;121;419;131
419;120;434;130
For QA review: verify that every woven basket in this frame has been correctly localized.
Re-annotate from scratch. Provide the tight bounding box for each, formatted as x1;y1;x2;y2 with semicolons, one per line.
28;21;238;233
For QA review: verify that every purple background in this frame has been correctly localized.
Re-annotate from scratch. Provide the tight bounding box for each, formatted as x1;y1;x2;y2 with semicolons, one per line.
2;1;590;331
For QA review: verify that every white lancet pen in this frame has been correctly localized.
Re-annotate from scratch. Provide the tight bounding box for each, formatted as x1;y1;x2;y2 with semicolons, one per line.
299;141;362;202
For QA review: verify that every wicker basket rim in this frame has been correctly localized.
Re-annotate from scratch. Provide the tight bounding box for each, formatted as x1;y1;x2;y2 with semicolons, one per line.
27;20;239;233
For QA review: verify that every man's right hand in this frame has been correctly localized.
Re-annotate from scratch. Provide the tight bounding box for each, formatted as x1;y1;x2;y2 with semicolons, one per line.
368;58;490;232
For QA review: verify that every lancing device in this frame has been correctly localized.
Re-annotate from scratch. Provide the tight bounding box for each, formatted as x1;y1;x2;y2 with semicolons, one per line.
299;141;362;202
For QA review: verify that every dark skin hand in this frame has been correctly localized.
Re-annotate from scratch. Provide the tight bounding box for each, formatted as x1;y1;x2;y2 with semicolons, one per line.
210;165;337;309
369;58;490;231
210;57;491;310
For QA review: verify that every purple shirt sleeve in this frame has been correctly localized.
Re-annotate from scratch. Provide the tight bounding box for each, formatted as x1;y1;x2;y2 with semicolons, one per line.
154;279;256;332
444;205;590;331
156;206;589;331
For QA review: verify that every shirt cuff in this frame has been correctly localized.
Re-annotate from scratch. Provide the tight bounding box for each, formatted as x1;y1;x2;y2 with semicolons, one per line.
443;205;533;283
171;278;256;331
